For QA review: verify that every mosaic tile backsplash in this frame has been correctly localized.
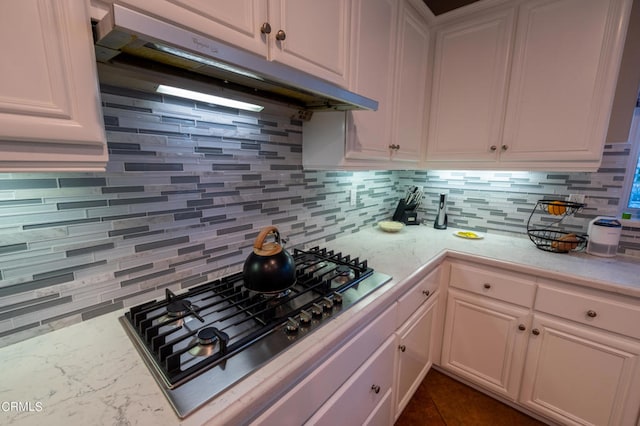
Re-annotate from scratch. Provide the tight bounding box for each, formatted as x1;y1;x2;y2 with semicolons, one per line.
0;85;638;345
0;85;397;345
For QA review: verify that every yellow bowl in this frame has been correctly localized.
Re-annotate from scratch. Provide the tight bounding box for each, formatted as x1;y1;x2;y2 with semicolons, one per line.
378;221;405;233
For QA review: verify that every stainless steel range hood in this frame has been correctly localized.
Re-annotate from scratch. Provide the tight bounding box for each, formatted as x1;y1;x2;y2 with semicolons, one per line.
94;5;378;113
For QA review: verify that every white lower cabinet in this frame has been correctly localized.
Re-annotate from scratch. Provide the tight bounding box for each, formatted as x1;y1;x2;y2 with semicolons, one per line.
251;302;397;425
305;335;396;426
519;282;640;426
440;261;640;426
392;266;442;420
394;291;439;419
440;262;535;400
441;287;531;400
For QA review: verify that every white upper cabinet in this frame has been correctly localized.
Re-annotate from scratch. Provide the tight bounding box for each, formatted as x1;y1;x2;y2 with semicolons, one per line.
427;8;514;163
425;0;633;171
267;0;350;87
0;0;107;171
107;0;350;86
303;0;431;170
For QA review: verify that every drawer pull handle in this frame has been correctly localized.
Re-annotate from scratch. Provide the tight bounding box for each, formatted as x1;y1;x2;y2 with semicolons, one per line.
518;324;526;331
371;384;381;394
399;344;406;352
483;283;491;289
532;328;540;336
586;310;597;318
422;290;430;296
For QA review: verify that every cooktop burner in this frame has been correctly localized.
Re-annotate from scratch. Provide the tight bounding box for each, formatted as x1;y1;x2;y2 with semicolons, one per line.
120;246;391;418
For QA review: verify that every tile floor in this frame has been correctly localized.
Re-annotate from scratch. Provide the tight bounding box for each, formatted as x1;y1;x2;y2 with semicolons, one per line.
395;369;548;425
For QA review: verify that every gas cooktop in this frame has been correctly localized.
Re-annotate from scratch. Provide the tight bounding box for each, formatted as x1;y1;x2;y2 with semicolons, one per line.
120;246;391;418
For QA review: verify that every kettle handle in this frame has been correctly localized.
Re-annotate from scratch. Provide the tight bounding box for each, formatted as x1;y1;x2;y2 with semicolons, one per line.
253;226;283;256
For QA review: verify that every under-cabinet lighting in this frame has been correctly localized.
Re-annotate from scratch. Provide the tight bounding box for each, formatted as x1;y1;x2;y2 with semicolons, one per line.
156;85;264;112
150;43;263;81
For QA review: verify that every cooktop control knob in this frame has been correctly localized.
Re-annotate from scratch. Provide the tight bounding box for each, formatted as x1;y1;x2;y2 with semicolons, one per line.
285;317;299;334
331;292;343;304
321;297;334;311
299;310;312;326
311;303;323;318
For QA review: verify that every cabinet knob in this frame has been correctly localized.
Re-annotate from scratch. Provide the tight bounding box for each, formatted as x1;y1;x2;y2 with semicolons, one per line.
518;324;526;331
586;310;597;318
490;145;497;151
532;328;540;336
388;144;400;150
371;384;381;394
422;290;430;297
501;145;508;151
483;283;491;289
276;29;286;41
260;22;272;34
399;344;406;352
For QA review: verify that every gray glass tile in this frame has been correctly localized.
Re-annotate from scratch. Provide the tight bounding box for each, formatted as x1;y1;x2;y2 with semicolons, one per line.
0;273;75;297
33;260;108;280
217;224;252;236
121;268;176;286
23;218;100;230
0;179;57;190
171;176;200;184
102;186;145;194
108;196;168;206
66;243;115;257
114;263;154;278
174;211;203;221
178;243;205;255
0;243;27;254
0;322;39;338
135;236;190;253
57;200;108;210
108;226;150;237
124;163;183;172
0;199;42;206
212;164;251;171
0;296;73;321
81;301;124;321
59;178;107;188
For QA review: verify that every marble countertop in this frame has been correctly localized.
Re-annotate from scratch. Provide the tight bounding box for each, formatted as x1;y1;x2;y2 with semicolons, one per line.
1;225;639;426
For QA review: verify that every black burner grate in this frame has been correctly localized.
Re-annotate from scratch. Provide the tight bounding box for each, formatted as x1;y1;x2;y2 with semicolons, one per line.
123;246;373;386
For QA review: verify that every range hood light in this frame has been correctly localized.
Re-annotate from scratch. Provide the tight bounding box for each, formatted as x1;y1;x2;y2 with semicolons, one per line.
149;44;264;81
156;85;264;112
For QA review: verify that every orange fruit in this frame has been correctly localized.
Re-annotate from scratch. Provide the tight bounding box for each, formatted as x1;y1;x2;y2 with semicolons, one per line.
548;201;566;215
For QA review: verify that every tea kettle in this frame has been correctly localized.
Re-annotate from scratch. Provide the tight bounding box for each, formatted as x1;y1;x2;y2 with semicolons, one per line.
243;226;297;293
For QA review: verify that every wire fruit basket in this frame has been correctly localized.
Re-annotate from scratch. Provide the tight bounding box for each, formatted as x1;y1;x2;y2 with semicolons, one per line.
526;200;587;253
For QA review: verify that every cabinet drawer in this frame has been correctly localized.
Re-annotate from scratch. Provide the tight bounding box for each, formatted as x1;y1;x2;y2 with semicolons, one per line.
449;262;536;307
397;267;441;327
305;335;395;426
535;284;640;339
251;302;397;425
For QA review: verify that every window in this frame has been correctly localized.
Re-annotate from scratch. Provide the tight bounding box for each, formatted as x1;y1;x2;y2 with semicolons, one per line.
623;107;640;215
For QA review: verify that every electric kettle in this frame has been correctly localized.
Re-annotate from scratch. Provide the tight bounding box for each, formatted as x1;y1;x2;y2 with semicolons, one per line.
586;216;622;257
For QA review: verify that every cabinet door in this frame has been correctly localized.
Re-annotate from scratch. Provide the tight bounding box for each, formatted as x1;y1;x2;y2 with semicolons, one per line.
395;292;439;419
427;8;514;162
0;0;107;171
344;0;396;161
441;288;531;400
116;0;268;56
520;314;640;426
501;0;631;164
305;335;395;426
268;0;349;86
391;0;430;164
